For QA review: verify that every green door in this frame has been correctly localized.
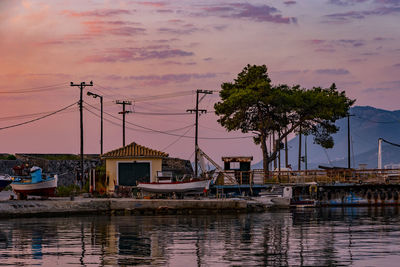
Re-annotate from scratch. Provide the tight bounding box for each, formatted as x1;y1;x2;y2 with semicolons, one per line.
118;162;150;186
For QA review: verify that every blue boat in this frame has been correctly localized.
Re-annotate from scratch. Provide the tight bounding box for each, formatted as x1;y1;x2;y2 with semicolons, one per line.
11;167;58;199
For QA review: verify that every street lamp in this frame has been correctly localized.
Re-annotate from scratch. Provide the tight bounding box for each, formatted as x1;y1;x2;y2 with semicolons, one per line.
87;91;103;155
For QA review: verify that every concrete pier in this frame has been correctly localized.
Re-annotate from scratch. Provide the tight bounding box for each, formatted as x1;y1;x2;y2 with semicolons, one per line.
0;197;265;218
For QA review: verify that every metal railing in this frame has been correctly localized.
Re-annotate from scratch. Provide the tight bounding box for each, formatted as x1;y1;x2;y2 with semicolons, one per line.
215;168;400;185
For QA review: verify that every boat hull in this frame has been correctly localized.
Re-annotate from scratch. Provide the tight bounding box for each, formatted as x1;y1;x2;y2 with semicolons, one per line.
137;179;211;193
11;177;57;197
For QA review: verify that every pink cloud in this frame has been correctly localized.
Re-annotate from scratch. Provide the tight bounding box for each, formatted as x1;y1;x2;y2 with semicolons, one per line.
62;9;132;18
137;2;167;7
197;3;297;24
102;72;216;86
83;47;194;63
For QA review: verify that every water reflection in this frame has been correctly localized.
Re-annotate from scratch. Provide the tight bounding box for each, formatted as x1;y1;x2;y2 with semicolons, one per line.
0;207;399;266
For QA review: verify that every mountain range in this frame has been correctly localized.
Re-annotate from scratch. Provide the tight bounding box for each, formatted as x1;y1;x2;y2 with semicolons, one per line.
252;106;400;170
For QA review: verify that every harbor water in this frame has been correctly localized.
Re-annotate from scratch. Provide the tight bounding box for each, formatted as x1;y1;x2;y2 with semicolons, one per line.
0;207;400;266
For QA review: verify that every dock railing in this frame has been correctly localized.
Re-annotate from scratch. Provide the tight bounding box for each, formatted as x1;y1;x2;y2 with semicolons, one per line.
216;168;400;185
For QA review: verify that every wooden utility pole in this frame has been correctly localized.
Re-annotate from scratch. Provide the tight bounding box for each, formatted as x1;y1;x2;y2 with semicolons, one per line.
187;89;213;177
70;81;93;186
116;100;132;147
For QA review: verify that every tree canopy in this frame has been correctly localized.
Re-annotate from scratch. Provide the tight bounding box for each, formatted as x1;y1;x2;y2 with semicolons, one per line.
214;64;355;173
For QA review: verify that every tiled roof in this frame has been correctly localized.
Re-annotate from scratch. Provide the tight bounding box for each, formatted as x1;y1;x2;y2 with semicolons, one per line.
102;142;168;158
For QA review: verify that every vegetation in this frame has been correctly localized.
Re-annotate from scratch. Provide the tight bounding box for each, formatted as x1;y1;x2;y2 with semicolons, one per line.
214;64;355;173
56;184;81;197
0;154;16;160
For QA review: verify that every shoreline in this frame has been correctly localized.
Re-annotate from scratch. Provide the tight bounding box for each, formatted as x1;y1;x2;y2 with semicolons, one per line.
0;197;266;218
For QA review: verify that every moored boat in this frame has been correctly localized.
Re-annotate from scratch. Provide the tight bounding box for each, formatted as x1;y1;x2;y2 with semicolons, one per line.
11;166;58;199
137;179;211;194
255;186;293;207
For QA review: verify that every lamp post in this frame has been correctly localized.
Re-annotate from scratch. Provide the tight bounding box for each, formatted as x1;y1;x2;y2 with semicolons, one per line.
87;91;103;155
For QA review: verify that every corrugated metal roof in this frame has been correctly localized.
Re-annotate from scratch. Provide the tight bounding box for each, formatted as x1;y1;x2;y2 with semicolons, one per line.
101;142;169;158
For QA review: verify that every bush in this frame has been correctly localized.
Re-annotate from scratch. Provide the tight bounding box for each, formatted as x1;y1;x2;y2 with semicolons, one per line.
6;155;16;160
56;184;81;197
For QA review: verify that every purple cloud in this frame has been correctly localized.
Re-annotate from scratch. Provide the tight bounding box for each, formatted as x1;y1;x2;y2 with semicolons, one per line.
284;1;297;5
363;87;396;93
393;63;400;68
348;58;367;63
84;47;194;63
62;9;132;17
104;72;217;85
315;69;350;75
337;39;365;47
328;0;369;6
315;48;336;53
157;9;174;13
108;27;146;36
197;3;297;24
373;37;395;43
203;57;213;61
158;24;201;35
325;6;400;22
161;61;197;65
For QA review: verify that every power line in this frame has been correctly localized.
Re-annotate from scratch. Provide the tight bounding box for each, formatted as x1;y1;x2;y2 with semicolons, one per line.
132;111;191;116
84;105;194;134
162;125;195;151
0;102;78;131
0;107;77;122
86;102;254;139
0;82;67;94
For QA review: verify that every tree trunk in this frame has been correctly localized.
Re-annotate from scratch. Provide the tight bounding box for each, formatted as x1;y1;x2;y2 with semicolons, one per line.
260;133;269;182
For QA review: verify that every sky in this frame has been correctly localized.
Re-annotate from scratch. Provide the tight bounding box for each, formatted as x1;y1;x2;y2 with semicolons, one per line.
0;0;399;165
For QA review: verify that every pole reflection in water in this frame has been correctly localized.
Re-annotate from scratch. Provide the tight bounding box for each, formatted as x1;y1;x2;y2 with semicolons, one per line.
0;208;400;266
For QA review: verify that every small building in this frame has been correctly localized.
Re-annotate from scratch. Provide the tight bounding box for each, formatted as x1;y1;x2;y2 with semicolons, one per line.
222;156;253;184
222;156;253;172
101;142;169;192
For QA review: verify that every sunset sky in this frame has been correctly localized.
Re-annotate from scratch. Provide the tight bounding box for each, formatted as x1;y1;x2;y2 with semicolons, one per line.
0;0;399;164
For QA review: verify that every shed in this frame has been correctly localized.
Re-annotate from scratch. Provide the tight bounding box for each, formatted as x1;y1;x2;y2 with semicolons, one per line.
101;142;168;192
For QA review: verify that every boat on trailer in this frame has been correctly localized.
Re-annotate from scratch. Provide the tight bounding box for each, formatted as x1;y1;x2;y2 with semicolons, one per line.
11;166;57;199
137;179;211;194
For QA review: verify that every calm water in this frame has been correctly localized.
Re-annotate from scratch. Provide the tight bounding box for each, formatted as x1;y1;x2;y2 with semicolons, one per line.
1;207;400;266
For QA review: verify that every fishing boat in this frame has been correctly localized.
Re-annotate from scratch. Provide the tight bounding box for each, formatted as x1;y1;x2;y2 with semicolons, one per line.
0;175;12;192
11;166;57;199
137;179;211;194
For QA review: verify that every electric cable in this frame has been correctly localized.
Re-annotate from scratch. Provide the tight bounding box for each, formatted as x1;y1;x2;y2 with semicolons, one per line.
0;82;67;94
0;102;78;131
161;125;195;151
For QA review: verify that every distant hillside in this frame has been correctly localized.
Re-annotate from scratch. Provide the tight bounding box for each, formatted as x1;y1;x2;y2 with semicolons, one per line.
252;106;400;170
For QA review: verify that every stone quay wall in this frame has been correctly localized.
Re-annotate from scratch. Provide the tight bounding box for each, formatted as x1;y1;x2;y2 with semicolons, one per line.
0;155;102;187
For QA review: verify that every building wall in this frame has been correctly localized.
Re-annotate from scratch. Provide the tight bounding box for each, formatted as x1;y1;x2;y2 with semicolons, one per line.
105;157;162;192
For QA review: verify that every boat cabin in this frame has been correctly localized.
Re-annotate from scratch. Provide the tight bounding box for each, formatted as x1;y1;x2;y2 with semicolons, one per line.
101;142;168;193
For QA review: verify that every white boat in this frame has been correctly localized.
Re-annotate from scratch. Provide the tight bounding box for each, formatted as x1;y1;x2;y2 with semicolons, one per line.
11;166;58;199
255;186;292;207
137;179;211;194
